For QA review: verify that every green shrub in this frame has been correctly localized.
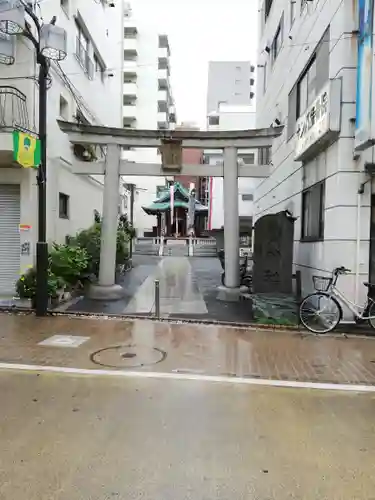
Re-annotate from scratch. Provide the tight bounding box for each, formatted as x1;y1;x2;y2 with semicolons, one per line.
16;267;65;299
71;222;102;276
49;243;89;286
71;217;132;277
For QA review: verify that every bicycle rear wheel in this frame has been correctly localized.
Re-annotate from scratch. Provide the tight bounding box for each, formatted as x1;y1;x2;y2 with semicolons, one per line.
367;301;375;329
299;292;342;333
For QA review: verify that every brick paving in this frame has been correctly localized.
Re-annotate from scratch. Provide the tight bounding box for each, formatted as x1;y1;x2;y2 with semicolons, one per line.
1;313;375;385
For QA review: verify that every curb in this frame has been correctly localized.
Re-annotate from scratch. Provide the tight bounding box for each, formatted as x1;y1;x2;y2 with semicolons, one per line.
1;306;375;338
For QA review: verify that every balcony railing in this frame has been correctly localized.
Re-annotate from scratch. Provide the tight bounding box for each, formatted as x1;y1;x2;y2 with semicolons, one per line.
0;86;32;133
75;37;94;80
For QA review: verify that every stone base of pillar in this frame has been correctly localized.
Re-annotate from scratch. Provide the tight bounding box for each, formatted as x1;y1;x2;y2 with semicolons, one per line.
88;284;124;301
216;285;242;302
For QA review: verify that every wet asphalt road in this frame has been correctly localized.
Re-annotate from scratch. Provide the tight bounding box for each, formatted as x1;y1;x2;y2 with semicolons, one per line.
1;370;375;499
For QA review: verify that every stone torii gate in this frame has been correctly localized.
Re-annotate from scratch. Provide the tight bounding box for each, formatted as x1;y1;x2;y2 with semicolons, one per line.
58;121;282;301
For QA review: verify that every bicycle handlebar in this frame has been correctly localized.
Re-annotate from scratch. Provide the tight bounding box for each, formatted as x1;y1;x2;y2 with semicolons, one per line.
333;266;351;275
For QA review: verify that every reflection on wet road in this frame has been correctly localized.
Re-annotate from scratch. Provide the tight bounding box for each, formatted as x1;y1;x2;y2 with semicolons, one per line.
0;371;374;499
124;257;208;315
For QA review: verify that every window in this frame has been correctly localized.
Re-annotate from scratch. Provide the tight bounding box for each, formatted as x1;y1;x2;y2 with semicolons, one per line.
290;0;296;27
287;27;330;139
235;79;241;84
271;15;284;64
94;54;105;82
59;193;69;219
60;0;68;16
265;0;274;21
208;116;219;126
241;194;254;201
241;153;255;165
75;21;93;79
234;92;241;96
297;56;316;117
301;181;325;241
59;95;69;120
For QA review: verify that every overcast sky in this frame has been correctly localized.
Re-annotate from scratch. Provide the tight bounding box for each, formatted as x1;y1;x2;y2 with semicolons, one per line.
134;0;258;128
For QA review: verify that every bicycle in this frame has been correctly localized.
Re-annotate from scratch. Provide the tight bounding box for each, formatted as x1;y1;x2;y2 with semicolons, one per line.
299;266;375;333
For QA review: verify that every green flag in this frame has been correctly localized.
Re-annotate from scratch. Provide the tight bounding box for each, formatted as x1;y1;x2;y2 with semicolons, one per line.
13;130;41;168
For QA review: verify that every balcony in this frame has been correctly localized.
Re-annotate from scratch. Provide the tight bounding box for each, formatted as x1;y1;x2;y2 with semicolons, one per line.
123;82;137;98
123;38;137;56
158;46;169;61
158;68;169;88
124;26;137;37
123;105;137;121
157;111;168;129
123;60;137;76
0;86;35;166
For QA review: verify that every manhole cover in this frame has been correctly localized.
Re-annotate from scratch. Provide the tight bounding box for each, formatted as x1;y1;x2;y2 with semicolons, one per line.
90;344;166;368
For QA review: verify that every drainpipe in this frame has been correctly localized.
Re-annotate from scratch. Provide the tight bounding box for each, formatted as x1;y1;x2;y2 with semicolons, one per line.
355;186;363;306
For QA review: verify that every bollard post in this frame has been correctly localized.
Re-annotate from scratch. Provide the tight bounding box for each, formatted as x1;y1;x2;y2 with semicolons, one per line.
154;279;160;318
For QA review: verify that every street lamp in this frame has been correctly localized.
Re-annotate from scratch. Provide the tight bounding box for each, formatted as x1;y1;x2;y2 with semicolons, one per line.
0;0;67;316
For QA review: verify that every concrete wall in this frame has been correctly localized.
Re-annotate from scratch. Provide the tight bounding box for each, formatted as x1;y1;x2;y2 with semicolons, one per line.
255;0;368;318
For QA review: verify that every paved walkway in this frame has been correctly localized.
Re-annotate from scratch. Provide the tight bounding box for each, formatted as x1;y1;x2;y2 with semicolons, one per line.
64;256;253;323
2;313;375;385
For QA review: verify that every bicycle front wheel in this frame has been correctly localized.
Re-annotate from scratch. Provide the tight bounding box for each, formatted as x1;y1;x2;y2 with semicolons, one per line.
299;292;342;333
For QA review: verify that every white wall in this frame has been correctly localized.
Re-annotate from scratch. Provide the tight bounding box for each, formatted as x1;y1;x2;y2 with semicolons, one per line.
255;0;368;317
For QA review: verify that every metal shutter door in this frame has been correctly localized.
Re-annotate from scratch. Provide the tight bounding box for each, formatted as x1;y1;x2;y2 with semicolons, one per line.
0;184;20;295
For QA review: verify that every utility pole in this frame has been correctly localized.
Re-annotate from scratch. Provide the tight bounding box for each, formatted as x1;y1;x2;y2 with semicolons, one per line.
129;183;135;258
36;56;49;316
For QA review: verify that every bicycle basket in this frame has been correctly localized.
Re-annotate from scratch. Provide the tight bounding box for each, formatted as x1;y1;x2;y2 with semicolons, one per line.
312;275;332;292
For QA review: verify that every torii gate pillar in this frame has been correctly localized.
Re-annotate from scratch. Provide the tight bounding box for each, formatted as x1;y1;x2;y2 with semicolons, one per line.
217;146;240;300
89;144;123;300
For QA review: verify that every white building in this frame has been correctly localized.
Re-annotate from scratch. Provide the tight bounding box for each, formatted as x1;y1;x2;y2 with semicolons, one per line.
0;0;123;295
255;0;372;316
207;61;255;113
121;2;176;237
206;104;259;230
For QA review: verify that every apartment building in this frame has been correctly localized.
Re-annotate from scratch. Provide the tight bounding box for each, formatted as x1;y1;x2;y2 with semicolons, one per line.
207;61;255;114
0;0;123;295
255;0;370;317
121;2;176;237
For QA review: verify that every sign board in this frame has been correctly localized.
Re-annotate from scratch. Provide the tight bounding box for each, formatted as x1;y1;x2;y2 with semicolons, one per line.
295;85;330;160
13;130;41;168
355;0;374;151
160;139;182;171
19;224;31;232
20;241;31;256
